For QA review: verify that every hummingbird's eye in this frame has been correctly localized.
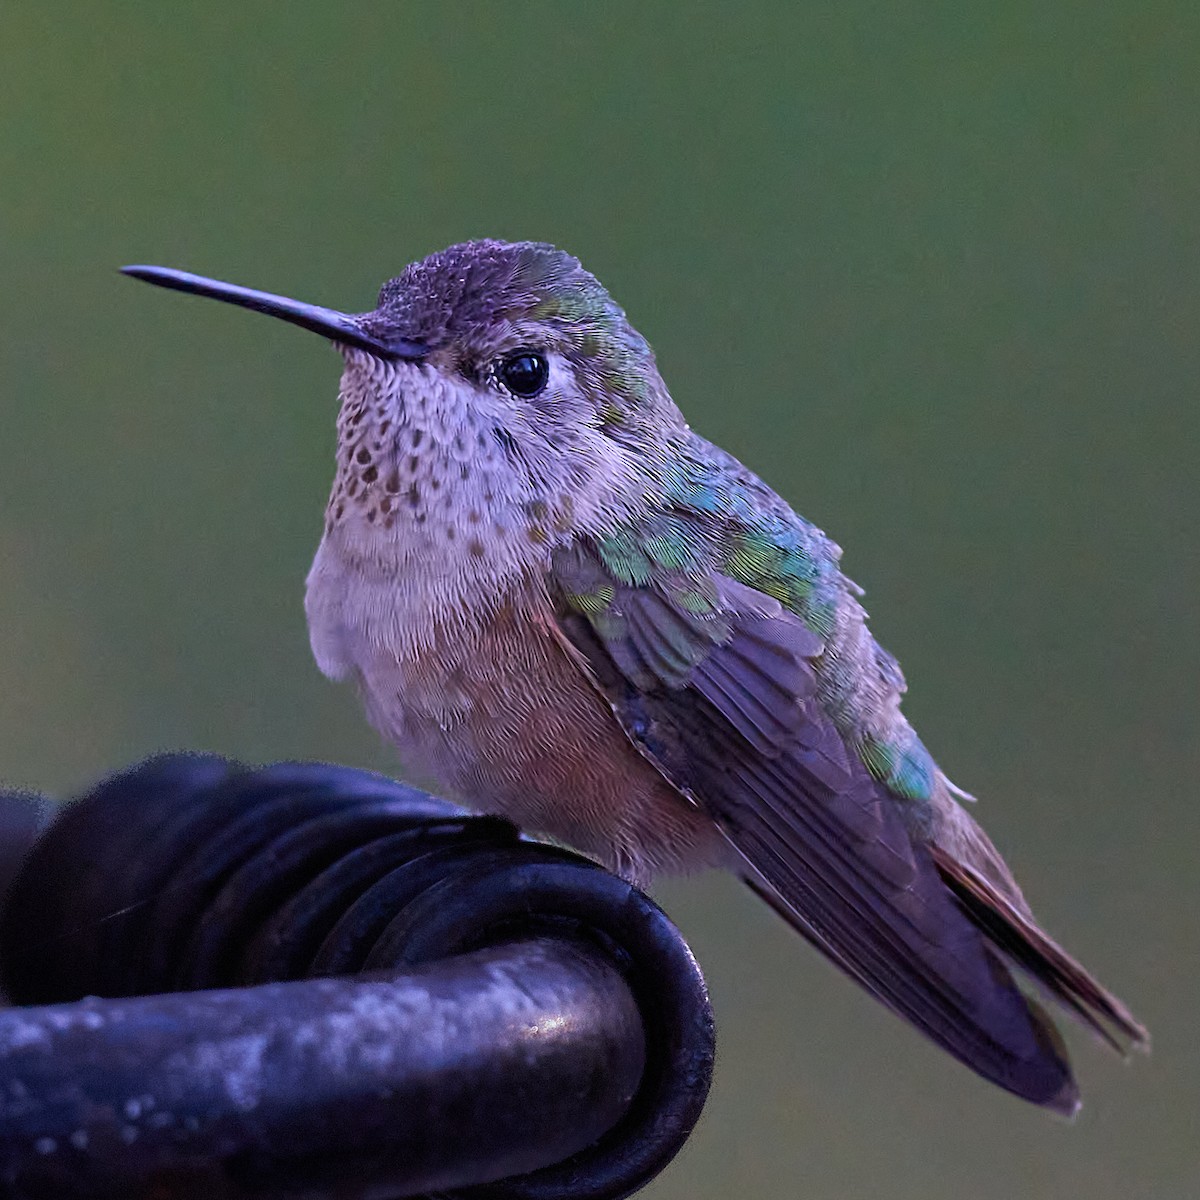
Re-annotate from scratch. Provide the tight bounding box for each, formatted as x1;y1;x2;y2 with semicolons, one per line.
498;350;549;398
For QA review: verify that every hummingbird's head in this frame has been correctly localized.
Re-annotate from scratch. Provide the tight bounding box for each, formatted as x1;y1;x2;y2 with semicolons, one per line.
353;238;684;448
124;241;686;556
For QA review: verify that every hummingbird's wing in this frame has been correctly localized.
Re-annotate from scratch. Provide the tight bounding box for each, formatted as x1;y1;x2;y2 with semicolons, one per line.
549;531;1082;1113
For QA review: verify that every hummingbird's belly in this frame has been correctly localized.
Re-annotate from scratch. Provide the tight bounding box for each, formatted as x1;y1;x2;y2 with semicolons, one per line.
346;585;728;883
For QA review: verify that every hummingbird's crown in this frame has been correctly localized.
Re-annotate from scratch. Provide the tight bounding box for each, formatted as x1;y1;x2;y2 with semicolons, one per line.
363;239;621;351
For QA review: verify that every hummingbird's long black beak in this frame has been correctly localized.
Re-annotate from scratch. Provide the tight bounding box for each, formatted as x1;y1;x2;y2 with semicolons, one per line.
120;266;427;360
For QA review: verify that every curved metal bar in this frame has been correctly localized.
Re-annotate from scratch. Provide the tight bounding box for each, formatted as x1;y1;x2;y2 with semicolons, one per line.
0;755;714;1199
0;941;644;1199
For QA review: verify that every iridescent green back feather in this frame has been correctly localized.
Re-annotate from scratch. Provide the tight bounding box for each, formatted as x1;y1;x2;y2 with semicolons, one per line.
558;432;945;813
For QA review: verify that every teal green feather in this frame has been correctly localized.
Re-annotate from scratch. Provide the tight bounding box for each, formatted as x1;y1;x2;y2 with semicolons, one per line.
559;430;942;808
595;529;655;587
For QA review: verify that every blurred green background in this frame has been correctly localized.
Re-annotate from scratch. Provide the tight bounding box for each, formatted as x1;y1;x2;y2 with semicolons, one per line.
1;3;1195;1196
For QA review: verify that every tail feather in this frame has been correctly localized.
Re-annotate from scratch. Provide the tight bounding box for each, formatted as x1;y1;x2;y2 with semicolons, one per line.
741;870;1083;1117
931;845;1150;1058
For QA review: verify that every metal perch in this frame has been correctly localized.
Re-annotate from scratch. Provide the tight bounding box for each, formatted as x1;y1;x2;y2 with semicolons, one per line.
0;755;714;1199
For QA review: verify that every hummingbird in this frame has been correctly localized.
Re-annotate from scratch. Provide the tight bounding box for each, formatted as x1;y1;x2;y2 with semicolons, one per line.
123;239;1147;1114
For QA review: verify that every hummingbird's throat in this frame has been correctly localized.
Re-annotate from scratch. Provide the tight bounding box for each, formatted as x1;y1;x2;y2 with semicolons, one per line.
323;362;561;567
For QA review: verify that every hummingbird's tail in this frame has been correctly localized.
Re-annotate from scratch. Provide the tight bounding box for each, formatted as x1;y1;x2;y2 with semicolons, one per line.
740;795;1148;1116
741;865;1082;1115
929;843;1150;1059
